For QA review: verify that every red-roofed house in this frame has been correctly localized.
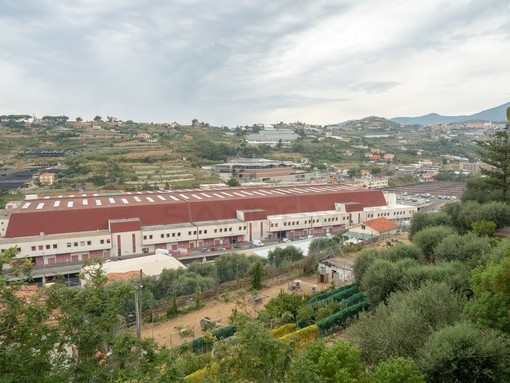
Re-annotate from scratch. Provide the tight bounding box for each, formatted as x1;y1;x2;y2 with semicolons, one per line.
346;217;399;240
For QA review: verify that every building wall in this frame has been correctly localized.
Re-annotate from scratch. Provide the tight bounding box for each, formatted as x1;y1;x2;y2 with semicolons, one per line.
0;187;417;266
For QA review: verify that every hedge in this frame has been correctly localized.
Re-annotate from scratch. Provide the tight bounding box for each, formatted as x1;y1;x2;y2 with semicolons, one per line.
185;363;218;382
278;324;319;351
271;323;296;338
307;283;355;305
316;301;368;335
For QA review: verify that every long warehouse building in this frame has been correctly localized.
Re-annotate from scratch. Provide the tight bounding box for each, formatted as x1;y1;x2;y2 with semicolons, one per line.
0;184;416;266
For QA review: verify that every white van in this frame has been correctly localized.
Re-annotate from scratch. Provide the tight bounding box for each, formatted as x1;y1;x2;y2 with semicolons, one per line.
252;240;264;247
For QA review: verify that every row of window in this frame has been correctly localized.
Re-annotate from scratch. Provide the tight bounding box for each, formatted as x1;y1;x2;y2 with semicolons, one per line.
145;226;248;241
271;217;343;228
30;238;110;252
367;210;413;219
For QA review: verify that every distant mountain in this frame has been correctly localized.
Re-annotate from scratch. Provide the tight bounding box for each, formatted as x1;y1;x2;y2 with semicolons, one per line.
390;102;510;125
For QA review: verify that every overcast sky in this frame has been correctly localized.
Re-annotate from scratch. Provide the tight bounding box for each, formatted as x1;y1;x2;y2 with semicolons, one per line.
2;0;510;126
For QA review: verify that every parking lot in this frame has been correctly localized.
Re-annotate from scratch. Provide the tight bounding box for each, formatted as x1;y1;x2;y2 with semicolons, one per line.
384;181;465;200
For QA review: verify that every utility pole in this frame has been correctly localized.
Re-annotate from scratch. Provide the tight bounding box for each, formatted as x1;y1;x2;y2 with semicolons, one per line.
134;269;143;339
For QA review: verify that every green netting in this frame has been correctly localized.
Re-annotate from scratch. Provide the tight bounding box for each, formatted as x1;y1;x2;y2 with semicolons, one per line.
307;283;356;305
316;300;368;334
190;325;237;354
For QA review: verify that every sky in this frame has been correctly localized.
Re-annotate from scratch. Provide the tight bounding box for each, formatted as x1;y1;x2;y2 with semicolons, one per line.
2;0;510;126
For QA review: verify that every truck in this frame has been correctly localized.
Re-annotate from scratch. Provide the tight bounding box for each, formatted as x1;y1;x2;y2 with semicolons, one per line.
252;240;264;247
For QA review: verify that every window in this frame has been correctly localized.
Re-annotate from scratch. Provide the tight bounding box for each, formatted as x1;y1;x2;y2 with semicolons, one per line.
204;230;207;234
46;245;50;250
188;231;192;236
67;243;71;248
214;229;218;233
229;228;232;232
100;239;105;244
143;235;147;240
39;245;43;250
53;244;57;249
161;234;164;238
107;239;111;244
80;241;85;247
193;231;197;235
172;233;175;237
166;233;170;237
219;228;222;233
199;230;202;234
177;232;181;237
87;241;91;246
31;246;36;251
74;242;78;247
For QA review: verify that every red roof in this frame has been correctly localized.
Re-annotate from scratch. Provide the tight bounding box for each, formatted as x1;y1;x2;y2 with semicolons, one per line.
364;217;398;233
5;184;387;238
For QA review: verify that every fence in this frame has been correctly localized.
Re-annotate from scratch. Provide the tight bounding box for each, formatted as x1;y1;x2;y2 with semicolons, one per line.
145;261;305;322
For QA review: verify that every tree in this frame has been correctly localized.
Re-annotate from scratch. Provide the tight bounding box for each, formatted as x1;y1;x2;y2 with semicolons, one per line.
75;116;83;122
433;232;492;268
250;260;265;290
409;211;453;239
476;130;510;203
361;258;418;305
411;225;456;260
93;115;102;122
369;357;425;383
226;177;240;187
287;340;367;383
212;318;292;382
352;248;380;284
267;246;304;268
258;292;307;326
463;251;510;333
417;322;510;383
383;243;423;263
0;254;182;382
348;282;465;365
471;219;497;237
462;176;501;203
214;253;258;283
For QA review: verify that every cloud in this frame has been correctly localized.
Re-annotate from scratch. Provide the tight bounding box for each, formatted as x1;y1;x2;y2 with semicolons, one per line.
0;0;509;125
350;81;400;94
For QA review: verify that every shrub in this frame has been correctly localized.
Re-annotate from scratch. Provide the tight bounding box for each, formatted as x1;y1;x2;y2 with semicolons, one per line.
278;324;320;351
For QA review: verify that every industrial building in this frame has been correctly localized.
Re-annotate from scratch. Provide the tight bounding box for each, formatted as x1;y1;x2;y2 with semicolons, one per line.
0;184;416;267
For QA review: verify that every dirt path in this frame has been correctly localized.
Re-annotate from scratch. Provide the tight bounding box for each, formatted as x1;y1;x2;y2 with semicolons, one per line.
142;275;329;348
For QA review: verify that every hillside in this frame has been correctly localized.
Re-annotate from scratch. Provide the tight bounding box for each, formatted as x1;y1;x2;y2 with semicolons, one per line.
391;102;510;125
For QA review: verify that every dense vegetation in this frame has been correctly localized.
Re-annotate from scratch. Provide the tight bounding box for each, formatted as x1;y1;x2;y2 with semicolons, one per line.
2;110;510;381
4;193;510;382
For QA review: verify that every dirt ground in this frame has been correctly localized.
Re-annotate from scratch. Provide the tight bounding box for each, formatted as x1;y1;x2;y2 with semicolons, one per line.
142;233;409;348
142;275;330;348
